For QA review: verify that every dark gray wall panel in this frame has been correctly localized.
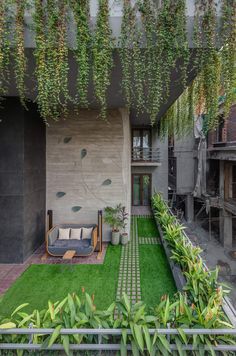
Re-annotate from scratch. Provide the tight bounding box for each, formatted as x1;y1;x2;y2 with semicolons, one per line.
0;98;46;263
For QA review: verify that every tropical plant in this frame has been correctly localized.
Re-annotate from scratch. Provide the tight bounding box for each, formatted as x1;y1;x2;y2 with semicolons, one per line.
118;205;129;234
104;205;122;232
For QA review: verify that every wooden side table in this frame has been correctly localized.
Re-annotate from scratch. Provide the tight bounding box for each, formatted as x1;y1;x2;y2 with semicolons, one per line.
63;250;76;260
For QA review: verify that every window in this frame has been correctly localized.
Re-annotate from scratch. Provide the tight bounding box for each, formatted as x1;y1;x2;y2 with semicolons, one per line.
132;128;151;161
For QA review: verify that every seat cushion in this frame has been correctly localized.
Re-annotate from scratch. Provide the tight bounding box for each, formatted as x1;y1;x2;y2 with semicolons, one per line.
48;238;93;256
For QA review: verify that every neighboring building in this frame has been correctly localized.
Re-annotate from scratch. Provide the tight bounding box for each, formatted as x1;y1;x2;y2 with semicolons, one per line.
168;135;196;222
168;105;236;250
206;105;236;249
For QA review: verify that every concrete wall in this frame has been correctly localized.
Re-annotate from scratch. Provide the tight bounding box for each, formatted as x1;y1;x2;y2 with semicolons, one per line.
0;98;46;263
46;108;131;241
174;134;196;195
23;103;46;260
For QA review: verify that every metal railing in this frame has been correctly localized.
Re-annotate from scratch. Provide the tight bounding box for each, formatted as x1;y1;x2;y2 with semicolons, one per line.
0;327;236;352
132;147;161;162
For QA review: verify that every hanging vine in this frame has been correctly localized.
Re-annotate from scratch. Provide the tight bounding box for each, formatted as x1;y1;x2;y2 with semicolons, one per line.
92;0;113;119
0;0;234;130
138;0;160;122
193;0;221;130
14;0;27;107
220;0;236;116
119;0;135;110
34;0;69;122
71;0;91;108
0;1;12;99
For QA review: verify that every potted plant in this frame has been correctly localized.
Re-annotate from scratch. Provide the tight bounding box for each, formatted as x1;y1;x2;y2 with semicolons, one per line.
119;205;129;245
104;206;122;245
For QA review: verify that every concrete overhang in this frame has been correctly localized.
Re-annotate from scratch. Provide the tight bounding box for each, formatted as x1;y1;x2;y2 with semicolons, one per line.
131;162;162;167
21;0;222;49
208;146;236;161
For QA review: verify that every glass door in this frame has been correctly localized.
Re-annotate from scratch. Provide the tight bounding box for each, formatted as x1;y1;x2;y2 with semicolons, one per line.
132;174;151;206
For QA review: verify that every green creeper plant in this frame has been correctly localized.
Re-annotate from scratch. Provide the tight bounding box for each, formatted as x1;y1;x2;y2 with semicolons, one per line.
92;0;113;120
14;0;27;108
0;1;11;99
220;0;236;117
0;0;235;128
33;0;69;123
71;0;91;108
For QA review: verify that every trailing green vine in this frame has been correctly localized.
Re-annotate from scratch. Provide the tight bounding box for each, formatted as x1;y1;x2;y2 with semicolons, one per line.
92;0;113;119
34;0;69;122
119;0;135;111
0;1;12;99
220;0;236;116
0;0;235;129
14;0;27;107
71;0;91;108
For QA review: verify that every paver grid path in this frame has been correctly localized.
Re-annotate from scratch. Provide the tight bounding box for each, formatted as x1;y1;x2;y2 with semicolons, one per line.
116;217;141;306
115;215;160;312
139;237;160;245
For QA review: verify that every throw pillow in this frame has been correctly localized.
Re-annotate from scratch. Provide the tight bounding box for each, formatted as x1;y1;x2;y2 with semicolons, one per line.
58;228;70;240
82;227;93;240
70;228;82;240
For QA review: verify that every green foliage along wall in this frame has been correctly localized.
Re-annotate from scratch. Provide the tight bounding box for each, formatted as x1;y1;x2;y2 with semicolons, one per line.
0;0;235;132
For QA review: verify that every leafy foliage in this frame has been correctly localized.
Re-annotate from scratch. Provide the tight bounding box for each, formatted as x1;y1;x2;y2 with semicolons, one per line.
0;291;235;355
0;0;235;129
92;0;113;120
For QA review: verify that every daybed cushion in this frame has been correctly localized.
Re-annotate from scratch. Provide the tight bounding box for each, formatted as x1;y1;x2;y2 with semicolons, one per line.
49;239;93;256
58;228;70;240
70;228;82;240
82;227;93;240
47;224;97;255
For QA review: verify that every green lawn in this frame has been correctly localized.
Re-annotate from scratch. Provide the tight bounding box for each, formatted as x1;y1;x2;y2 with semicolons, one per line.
137;217;159;237
140;245;176;308
0;245;121;318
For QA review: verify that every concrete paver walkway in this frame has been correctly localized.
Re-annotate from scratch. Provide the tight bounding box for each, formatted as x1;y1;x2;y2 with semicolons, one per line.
116;217;141;304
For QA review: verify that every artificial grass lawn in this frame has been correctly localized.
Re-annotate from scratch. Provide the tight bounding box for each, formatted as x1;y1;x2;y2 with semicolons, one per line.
137;217;159;238
0;245;121;318
140;245;176;308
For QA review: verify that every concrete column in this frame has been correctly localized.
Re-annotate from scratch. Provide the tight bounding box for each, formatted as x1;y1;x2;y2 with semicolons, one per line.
185;194;194;223
223;210;233;249
219;209;225;245
219;160;225;200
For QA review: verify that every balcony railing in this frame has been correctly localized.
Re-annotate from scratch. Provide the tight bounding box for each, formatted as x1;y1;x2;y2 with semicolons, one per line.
132;147;161;163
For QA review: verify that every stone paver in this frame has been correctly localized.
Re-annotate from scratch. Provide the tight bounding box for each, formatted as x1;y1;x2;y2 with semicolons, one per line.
139;237;160;245
116;217;141;305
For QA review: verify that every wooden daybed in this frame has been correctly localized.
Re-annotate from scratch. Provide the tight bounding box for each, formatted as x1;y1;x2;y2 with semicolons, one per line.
46;224;98;257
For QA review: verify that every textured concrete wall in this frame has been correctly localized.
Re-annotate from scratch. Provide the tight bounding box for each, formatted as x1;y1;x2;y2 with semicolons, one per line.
0;98;46;263
46;109;131;241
